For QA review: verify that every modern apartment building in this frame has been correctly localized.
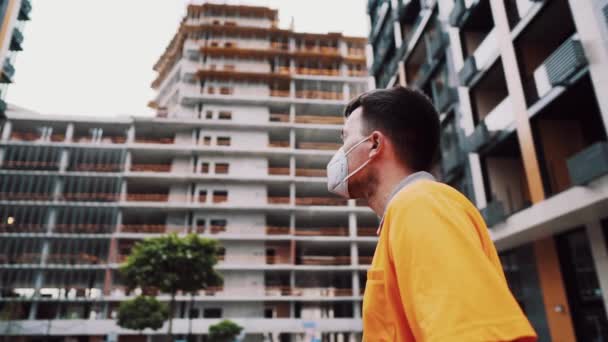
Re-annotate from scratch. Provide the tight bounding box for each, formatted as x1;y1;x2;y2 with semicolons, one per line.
0;3;370;342
0;0;31;118
367;0;608;340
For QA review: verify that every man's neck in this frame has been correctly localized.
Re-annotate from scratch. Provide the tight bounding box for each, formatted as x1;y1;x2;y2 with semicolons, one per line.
367;168;411;217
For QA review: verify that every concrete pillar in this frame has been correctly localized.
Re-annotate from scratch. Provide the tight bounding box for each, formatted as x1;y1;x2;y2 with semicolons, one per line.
53;177;63;201
1;120;11;141
124;151;132;173
289;104;295;123
289;183;295;206
120;179;127;202
586;220;608;315
126;125;135;143
289;156;295;177
65;123;74;142
58;149;69;172
352;271;361;318
289;80;295;98
348;213;357;237
567;0;608;133
289;129;296;149
342;83;350;100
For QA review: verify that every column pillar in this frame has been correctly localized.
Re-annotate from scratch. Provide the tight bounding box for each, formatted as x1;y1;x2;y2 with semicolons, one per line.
533;237;577;342
489;0;545;204
1;120;11;140
65;123;74;142
566;0;608;132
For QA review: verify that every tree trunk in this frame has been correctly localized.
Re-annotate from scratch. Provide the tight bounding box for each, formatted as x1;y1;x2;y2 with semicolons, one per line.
167;292;176;342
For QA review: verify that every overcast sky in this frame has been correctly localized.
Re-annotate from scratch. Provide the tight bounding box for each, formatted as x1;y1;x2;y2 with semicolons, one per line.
7;0;368;117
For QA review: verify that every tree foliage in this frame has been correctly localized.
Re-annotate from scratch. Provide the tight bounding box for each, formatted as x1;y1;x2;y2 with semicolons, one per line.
117;296;168;332
120;233;223;294
208;320;244;342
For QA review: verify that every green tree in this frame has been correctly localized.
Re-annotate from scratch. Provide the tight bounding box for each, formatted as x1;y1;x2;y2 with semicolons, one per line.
117;296;168;333
208;320;243;342
120;234;223;341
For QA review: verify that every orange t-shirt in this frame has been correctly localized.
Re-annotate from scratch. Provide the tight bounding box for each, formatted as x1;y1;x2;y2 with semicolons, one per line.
362;180;537;341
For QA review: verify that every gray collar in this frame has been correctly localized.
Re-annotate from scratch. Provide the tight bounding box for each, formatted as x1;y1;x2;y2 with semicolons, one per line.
387;171;436;203
377;171;436;234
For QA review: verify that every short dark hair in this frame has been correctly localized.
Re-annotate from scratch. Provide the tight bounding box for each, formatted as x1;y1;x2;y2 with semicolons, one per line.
344;86;440;172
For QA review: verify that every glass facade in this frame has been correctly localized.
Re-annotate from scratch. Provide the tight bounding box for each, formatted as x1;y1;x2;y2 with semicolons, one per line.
556;227;608;341
500;244;551;341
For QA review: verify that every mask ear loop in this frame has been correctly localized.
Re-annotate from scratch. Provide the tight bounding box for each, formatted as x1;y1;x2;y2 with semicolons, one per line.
338;135;376;186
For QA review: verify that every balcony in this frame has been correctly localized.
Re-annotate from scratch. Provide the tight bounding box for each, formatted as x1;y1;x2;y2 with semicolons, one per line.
299;256;351;266
267;196;290;205
134;137;175;145
449;0;466;27
0;223;45;234
268;167;290;176
428;31;448;60
266;226;290;235
532;36;587;99
130;164;171;172
1;59;15;83
458;56;477;86
295;115;343;125
567;142;608;186
295;197;347;206
268;140;290;148
126;194;169;202
295;168;326;177
46;253;103;265
531;76;607;195
62;193;119;202
120;224;167;234
294;227;349;237
10;28;24;51
54;224;114;234
0;253;40;265
296;68;340;77
18;0;31;21
480;200;506;228
296;142;341;151
479;132;531;219
295;90;344;101
432;83;458;113
270;90;290;98
514;0;578;106
357;227;377;237
269;113;289;123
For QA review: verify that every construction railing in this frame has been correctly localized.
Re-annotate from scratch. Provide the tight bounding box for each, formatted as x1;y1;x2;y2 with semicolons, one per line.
268;140;290;148
270;90;290;97
269;113;289;122
295;168;326;177
126;194;170;202
267;196;290;204
296;68;340;76
54;224;114;234
130;164;172;172
357;227;378;237
296;142;341;150
266;226;290;235
295;197;348;206
134;137;175;144
294;227;348;236
120;224;167;234
299;255;351;265
295;90;344;100
268;167;290;175
61;193;120;202
295;115;343;125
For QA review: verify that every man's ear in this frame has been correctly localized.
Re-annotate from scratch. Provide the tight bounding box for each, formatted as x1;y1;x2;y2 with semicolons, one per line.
369;131;383;158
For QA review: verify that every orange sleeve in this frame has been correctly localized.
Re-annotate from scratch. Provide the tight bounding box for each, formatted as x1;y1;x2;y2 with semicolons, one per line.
387;198;537;342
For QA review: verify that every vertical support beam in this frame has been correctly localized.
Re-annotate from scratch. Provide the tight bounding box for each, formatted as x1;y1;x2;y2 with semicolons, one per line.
124;151;132;173
398;61;407;86
126;125;135;143
342;82;350;100
1;120;11;140
348;212;357;237
566;0;608;133
289;182;295;206
65;123;74;142
289;104;295;123
533;237;577;342
289;156;295;177
586;220;608;315
289;129;295;149
489;0;545;204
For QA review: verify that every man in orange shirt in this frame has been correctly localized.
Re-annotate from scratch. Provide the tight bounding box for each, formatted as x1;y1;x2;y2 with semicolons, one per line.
326;86;537;341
